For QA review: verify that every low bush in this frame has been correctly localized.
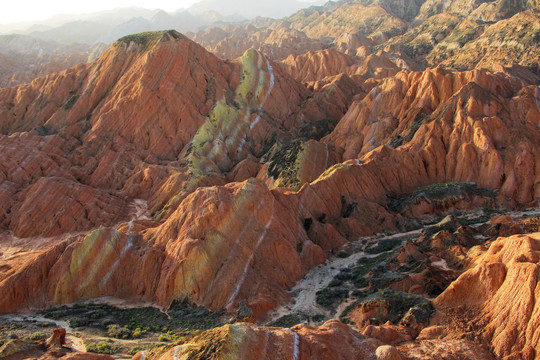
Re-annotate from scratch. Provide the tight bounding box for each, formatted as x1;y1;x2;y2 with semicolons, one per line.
86;340;121;355
25;331;45;341
107;324;132;339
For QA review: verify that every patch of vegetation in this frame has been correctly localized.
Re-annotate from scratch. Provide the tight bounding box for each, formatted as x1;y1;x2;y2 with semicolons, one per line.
266;141;305;190
86;340;122;355
404;113;428;142
117;31;175;48
391;182;497;213
33;125;50;136
311;314;326;323
24;331;45;341
339;299;362;322
353;252;392;280
365;238;403;254
340;196;358;218
39;300;225;335
403;42;433;58
158;334;170;342
132;327;147;338
455;207;501;226
269;314;303;328
336;250;351;258
63;94;79;110
316;287;349;308
444;21;483;46
107;324;133;339
390;113;427;148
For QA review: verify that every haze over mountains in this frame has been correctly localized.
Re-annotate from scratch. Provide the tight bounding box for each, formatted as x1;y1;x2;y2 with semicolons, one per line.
0;0;539;359
0;0;326;38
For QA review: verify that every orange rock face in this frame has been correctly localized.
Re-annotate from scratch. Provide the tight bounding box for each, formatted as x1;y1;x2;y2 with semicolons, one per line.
435;233;540;359
46;328;66;348
280;48;400;83
321;67;540;205
190;25;325;61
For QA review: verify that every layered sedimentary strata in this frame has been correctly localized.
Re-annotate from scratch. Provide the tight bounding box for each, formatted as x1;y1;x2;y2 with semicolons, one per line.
435;233;540;359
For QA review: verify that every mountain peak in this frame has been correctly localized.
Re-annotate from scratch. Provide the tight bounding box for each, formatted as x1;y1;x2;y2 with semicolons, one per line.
116;29;187;49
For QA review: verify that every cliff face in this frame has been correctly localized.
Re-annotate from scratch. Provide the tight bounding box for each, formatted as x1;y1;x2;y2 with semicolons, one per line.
322;67;540;205
435;232;540;359
280;48;400;83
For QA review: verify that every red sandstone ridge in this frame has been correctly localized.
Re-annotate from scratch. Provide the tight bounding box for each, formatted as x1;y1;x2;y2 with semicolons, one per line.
434;232;540;359
0;31;233;159
0;30;353;316
280;48;400;83
321;67;540;205
0;30;339;238
189;25;326;61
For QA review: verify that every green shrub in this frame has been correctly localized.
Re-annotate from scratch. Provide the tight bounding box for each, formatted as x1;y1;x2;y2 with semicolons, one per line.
132;327;146;338
269;314;302;328
86;340;121;355
107;324;133;339
25;331;45;341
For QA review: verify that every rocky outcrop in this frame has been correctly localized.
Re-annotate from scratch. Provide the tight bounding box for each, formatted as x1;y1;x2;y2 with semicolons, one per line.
0;327;113;360
385;3;539;71
440;7;540;71
322;67;540;205
280;49;401;83
146;320;383;360
46;328;66;348
190;25;325;61
435;232;540;359
288;4;408;41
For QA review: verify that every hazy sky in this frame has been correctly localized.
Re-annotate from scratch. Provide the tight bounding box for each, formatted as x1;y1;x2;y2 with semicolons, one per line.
1;0;201;24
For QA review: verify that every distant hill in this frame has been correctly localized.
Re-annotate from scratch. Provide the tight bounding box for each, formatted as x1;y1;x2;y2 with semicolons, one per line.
188;0;324;19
